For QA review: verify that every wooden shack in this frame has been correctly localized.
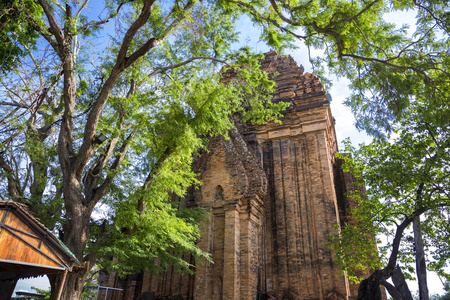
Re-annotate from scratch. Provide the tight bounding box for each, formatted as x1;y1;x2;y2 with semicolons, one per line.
0;200;79;300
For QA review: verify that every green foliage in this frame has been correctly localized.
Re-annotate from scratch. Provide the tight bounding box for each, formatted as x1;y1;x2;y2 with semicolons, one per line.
30;286;50;300
0;0;43;72
341;2;450;138
81;266;100;300
329;219;382;283
331;99;450;282
208;0;450;140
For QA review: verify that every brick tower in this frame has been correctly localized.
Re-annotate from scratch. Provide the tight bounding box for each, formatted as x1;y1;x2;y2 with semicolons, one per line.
100;52;367;300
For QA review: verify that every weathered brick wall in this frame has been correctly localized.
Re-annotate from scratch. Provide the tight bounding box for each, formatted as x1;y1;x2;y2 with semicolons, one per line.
236;52;348;299
101;52;381;300
192;127;267;300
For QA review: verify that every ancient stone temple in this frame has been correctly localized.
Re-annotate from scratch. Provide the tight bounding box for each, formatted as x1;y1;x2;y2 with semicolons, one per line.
100;52;368;300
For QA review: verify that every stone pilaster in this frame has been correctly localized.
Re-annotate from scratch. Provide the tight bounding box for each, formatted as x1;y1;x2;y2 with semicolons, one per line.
223;203;241;300
194;212;214;300
239;196;263;300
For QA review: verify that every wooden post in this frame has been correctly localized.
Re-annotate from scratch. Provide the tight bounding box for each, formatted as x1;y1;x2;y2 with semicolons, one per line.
55;270;68;300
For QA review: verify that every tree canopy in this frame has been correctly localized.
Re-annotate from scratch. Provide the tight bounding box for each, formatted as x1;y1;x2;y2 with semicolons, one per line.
331;96;450;297
1;0;449;298
325;0;450;294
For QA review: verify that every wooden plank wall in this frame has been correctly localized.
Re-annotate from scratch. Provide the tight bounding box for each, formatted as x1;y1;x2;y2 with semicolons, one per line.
0;210;66;269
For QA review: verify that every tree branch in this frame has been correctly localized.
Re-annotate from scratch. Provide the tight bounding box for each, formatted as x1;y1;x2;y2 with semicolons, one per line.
382;200;426;278
117;0;156;64
326;0;382;28
74;0;197;177
90;127;139;207
381;279;403;300
0;152;22;200
84;81;137;206
268;0;302;26
75;0;89;18
76;2;125;34
36;0;65;51
73;0;157;178
31;23;59;53
148;56;229;78
224;0;307;40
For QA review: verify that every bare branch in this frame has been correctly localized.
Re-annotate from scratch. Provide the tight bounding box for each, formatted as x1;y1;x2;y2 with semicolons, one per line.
25;46;45;86
75;0;90;18
76;1;126;34
0;87;48;127
224;0;308;40
148;56;229;78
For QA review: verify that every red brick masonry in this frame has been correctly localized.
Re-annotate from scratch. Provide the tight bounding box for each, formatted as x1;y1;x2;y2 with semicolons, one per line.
101;52;374;300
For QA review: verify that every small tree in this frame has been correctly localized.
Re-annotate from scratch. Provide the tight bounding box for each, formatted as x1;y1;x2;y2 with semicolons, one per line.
30;287;50;300
432;281;450;300
331;99;450;298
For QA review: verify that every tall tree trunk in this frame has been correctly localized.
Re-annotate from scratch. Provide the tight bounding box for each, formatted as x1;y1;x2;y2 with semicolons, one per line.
413;216;429;300
380;266;414;300
357;211;425;300
392;266;413;300
49;269;90;300
382;280;404;300
48;193;94;299
357;270;383;300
